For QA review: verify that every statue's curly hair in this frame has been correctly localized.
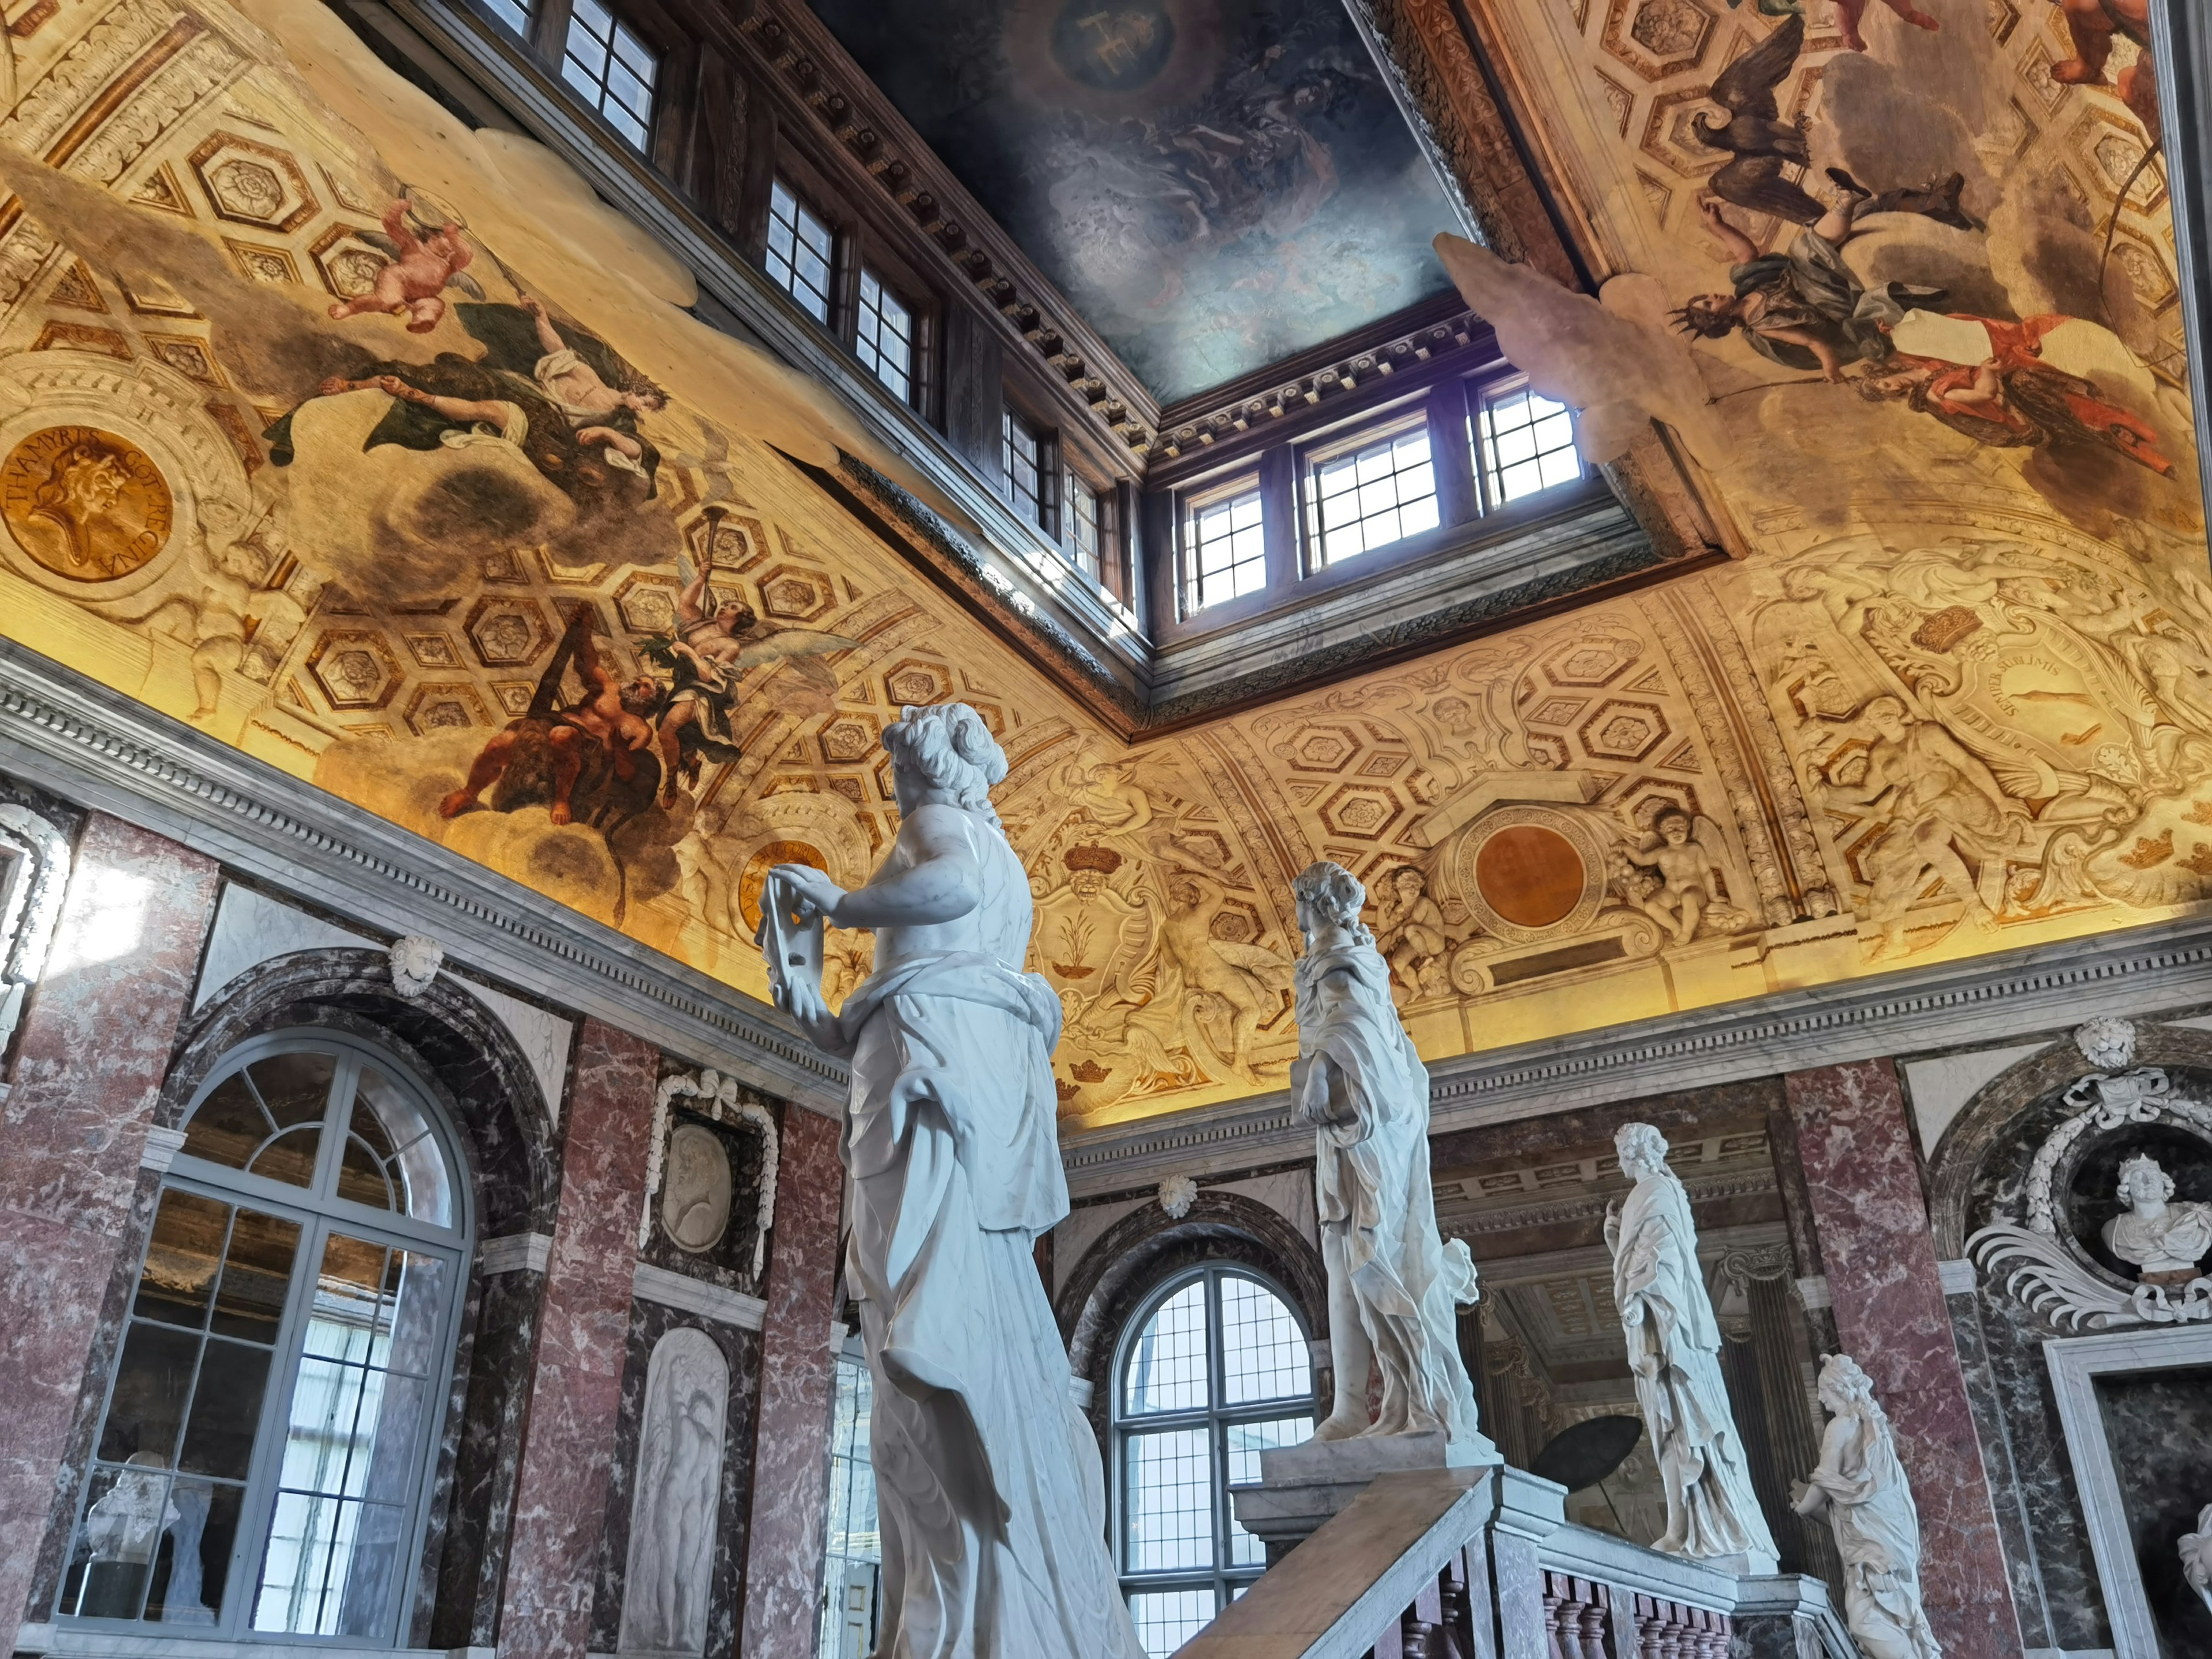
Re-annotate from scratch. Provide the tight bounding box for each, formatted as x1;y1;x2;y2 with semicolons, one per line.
883;702;1007;812
1615;1121;1670;1168
1817;1353;1888;1423
1293;859;1365;927
2118;1152;2173;1205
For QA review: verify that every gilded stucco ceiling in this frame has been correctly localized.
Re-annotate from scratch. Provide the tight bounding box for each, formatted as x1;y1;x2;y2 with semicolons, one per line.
0;0;2205;1131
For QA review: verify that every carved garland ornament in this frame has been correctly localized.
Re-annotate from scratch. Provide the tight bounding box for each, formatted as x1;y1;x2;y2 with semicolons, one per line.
639;1067;779;1278
1967;1020;2212;1330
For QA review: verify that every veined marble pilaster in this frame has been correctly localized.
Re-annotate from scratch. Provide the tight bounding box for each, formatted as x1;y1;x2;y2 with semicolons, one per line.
1783;1058;2022;1659
0;813;218;1656
497;1019;657;1658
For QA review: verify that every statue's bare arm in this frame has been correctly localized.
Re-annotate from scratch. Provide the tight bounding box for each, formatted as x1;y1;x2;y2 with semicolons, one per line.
779;803;981;930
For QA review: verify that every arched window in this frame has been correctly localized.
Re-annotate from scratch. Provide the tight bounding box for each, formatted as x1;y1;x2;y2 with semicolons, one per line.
57;1032;471;1643
1112;1265;1314;1655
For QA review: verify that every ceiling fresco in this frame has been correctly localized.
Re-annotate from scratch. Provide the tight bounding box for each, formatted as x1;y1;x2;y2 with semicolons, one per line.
801;0;1460;403
0;0;2209;1132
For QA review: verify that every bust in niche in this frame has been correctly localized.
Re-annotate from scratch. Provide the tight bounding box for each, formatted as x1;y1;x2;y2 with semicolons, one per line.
661;1122;733;1255
2102;1153;2212;1286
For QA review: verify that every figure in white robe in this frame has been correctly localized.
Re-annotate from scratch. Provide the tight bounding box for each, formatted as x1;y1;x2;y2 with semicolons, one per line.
1290;860;1488;1450
1793;1354;1942;1659
1605;1122;1779;1570
765;703;1143;1659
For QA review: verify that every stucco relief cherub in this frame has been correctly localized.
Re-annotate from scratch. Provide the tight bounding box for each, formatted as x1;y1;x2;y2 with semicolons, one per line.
1371;866;1449;998
1148;833;1293;1085
1615;809;1756;946
324;199;485;333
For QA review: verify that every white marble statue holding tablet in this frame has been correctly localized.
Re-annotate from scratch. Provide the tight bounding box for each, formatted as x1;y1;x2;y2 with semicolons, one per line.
760;703;1143;1659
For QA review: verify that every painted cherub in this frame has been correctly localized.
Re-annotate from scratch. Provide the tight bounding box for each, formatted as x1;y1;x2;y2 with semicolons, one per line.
1619;809;1744;946
327;200;485;333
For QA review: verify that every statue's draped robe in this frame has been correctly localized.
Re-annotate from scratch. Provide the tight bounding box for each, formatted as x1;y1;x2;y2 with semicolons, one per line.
1808;1410;1940;1659
834;809;1143;1659
1611;1169;1778;1563
1297;942;1483;1444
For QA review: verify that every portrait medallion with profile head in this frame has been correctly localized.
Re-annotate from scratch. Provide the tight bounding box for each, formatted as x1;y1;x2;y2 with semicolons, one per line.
0;425;173;582
660;1120;733;1255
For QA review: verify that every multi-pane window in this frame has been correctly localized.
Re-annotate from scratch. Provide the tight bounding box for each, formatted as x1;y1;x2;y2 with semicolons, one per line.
1476;382;1582;505
1114;1267;1313;1656
854;270;916;404
816;1355;880;1659
559;0;657;152
1303;414;1441;569
1002;408;1054;533
56;1035;466;1645
479;0;531;35
767;180;836;325
1179;480;1267;617
1066;473;1110;582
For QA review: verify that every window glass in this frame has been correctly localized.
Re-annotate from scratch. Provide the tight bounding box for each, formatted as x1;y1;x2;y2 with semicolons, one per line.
815;1355;881;1659
1180;483;1267;617
1066;475;1107;581
1113;1268;1313;1653
478;0;531;33
767;180;835;325
61;1037;466;1646
855;270;916;404
1304;416;1440;568
1476;384;1581;505
1002;408;1053;532
560;0;658;151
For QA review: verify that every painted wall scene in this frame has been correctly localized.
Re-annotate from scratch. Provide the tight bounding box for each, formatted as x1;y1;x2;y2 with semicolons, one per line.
802;0;1461;400
0;0;2207;1138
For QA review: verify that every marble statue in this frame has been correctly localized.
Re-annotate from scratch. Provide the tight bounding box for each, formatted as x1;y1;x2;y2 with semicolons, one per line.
2103;1153;2212;1285
762;703;1144;1659
618;1327;727;1657
2181;1503;2212;1614
1290;860;1488;1451
1605;1122;1780;1571
1793;1354;1941;1659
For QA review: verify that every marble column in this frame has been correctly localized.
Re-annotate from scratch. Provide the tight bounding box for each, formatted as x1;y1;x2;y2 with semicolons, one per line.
497;1019;657;1659
1782;1059;2022;1659
740;1105;843;1659
0;815;218;1653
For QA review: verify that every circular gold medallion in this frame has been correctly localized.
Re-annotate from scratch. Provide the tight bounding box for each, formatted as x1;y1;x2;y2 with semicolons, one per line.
1;425;173;582
1474;824;1586;931
737;839;826;934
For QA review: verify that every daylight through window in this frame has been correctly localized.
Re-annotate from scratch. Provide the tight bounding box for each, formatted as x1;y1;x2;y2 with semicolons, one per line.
1066;474;1108;582
559;0;657;151
1477;384;1581;505
855;270;916;404
1304;415;1441;569
767;180;836;325
1002;408;1054;532
1180;482;1267;617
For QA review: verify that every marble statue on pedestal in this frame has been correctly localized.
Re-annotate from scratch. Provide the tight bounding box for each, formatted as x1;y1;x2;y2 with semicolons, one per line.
619;1327;728;1657
1793;1354;1941;1659
1605;1122;1779;1572
762;703;1143;1659
1290;859;1488;1452
2103;1153;2212;1286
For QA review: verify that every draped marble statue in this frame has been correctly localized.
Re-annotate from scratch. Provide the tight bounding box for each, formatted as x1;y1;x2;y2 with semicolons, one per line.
763;703;1143;1659
1793;1354;1942;1659
619;1327;728;1658
1604;1122;1779;1571
1291;860;1488;1452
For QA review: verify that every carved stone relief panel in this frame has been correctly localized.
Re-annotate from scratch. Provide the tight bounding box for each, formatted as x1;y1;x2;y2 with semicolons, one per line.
617;1327;729;1658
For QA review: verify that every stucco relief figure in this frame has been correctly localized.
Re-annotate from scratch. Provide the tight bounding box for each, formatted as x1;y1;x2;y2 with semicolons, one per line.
1150;838;1293;1085
2103;1153;2212;1286
1605;1122;1780;1570
1793;1354;1941;1659
761;703;1144;1659
1615;809;1755;946
619;1328;727;1657
1290;860;1488;1451
658;1123;732;1255
1372;866;1449;1000
2181;1503;2212;1613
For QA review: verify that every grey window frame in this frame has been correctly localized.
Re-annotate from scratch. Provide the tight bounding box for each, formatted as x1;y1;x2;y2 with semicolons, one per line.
55;1029;473;1648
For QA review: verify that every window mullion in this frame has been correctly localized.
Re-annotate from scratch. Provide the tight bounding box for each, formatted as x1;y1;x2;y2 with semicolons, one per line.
219;1210;325;1637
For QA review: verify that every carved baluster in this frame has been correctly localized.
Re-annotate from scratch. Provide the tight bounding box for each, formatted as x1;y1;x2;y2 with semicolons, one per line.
1635;1593;1666;1659
1543;1573;1569;1659
1435;1556;1476;1659
1578;1596;1607;1659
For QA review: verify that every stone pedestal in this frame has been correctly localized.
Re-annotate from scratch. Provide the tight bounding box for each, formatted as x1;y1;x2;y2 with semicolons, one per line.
1232;1430;1501;1563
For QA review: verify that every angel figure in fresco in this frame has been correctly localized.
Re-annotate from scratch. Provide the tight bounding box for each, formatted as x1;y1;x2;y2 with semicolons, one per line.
1149;838;1293;1085
2048;0;2158;131
1618;809;1755;946
1372;866;1449;998
324;200;484;332
1819;696;2035;956
1854;314;2175;476
1690;17;1968;233
440;608;662;827
639;560;854;806
264;301;665;510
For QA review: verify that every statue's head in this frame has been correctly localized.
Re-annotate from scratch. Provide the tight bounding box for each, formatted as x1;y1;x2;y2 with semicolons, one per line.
883;703;1007;813
2118;1152;2175;1211
1615;1121;1669;1181
1816;1353;1881;1421
1293;860;1365;938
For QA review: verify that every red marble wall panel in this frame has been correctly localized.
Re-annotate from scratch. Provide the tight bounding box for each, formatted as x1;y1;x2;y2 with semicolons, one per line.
497;1018;657;1659
1783;1059;2023;1659
740;1105;843;1659
0;815;219;1649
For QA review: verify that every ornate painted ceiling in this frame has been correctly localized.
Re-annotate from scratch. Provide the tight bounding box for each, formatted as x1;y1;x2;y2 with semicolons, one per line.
0;0;2205;1132
801;0;1460;403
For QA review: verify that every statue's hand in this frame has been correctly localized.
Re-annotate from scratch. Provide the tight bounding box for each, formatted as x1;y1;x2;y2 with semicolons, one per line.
772;862;847;926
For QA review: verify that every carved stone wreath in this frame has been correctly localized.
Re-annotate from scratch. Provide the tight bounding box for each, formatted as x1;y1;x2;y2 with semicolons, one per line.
1967;1021;2212;1331
640;1067;780;1278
